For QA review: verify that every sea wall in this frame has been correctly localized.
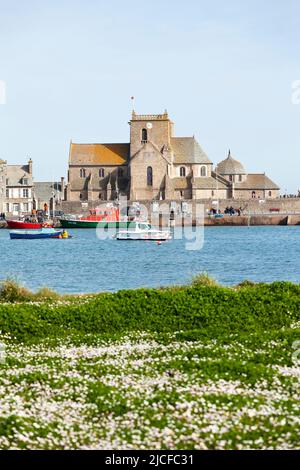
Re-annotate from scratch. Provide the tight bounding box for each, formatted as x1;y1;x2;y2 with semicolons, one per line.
59;198;300;226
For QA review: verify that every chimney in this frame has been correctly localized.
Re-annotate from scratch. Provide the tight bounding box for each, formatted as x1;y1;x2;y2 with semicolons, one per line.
61;176;65;199
28;158;33;175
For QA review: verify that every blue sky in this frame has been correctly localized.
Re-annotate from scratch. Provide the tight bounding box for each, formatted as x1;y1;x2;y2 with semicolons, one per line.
0;0;299;192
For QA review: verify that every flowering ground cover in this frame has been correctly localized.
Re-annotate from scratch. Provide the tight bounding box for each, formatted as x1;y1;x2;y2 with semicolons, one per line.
0;281;300;449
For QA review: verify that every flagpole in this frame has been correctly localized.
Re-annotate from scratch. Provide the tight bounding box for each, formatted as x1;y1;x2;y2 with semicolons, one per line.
131;96;135;112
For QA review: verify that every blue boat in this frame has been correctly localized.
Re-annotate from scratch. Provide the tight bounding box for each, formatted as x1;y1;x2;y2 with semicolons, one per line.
10;228;63;240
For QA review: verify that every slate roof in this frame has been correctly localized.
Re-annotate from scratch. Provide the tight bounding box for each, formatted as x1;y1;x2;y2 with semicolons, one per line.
34;182;62;201
216;152;246;175
69;143;130;166
192;177;228;190
171;137;212;165
6;165;33;187
235;174;280;190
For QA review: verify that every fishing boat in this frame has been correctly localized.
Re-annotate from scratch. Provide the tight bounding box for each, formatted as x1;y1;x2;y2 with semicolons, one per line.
115;223;172;241
6;219;53;230
10;228;63;240
59;206;149;229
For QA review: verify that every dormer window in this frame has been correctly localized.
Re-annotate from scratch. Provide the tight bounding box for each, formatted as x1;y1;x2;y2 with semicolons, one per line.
141;128;148;143
22;178;28;185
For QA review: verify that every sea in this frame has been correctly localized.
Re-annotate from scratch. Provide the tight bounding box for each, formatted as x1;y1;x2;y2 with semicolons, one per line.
0;226;299;293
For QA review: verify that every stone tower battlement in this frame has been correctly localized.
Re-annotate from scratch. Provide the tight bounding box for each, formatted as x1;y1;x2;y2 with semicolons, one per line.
131;111;169;121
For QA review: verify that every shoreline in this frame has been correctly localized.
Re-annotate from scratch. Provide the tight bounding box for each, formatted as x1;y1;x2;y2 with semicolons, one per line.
1;214;300;229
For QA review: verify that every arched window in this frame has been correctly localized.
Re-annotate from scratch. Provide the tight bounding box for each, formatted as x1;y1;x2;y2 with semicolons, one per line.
201;166;207;177
268;191;272;197
229;174;233;182
80;168;86;178
239;175;242;182
147;166;153;186
180;167;186;177
142;128;148;142
79;193;83;200
99;168;105;178
252;191;256;198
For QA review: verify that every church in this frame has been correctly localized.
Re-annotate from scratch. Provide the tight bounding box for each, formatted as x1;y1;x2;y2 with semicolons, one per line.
66;110;280;202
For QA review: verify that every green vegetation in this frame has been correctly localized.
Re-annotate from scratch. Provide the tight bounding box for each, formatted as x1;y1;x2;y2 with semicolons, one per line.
0;279;299;343
0;278;300;449
191;272;219;287
0;279;60;303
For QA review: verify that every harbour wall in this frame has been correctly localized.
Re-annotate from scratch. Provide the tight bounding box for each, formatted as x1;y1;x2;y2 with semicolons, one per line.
58;198;300;226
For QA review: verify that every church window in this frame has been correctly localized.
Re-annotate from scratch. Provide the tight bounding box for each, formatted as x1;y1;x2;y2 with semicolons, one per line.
142;128;148;143
99;168;105;178
80;168;86;178
147;166;153;186
180;167;186;177
268;191;272;197
201;166;207;177
239;175;242;182
252;191;256;198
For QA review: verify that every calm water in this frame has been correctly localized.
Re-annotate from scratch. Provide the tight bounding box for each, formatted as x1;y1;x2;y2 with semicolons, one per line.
0;226;299;293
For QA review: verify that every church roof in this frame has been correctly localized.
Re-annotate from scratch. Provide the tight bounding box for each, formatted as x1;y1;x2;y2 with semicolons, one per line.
171;137;212;165
235;174;280;190
192;177;228;189
216;151;246;175
69;143;130;166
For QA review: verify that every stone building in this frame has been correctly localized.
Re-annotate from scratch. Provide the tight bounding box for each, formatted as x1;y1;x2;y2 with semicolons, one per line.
5;159;34;216
66;111;280;202
216;151;280;200
33;178;65;211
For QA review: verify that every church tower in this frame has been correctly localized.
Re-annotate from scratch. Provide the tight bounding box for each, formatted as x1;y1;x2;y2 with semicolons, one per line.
129;111;174;200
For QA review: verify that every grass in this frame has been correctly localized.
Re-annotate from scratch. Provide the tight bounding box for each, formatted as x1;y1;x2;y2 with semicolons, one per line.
0;277;299;449
0;279;60;303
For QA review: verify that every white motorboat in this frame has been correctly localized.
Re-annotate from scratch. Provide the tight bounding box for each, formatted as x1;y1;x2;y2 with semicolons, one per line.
114;223;172;241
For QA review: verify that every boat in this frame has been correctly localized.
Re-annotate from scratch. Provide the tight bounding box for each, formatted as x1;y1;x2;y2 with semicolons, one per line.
10;228;63;240
6;219;53;230
115;224;172;241
59;206;150;229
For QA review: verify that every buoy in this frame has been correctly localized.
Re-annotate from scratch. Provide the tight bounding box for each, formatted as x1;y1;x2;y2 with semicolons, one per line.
157;241;162;245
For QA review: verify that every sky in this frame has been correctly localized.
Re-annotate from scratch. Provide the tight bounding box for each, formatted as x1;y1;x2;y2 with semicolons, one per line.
0;0;299;192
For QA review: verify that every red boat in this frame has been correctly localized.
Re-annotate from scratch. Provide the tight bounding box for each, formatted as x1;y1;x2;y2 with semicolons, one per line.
6;220;53;230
